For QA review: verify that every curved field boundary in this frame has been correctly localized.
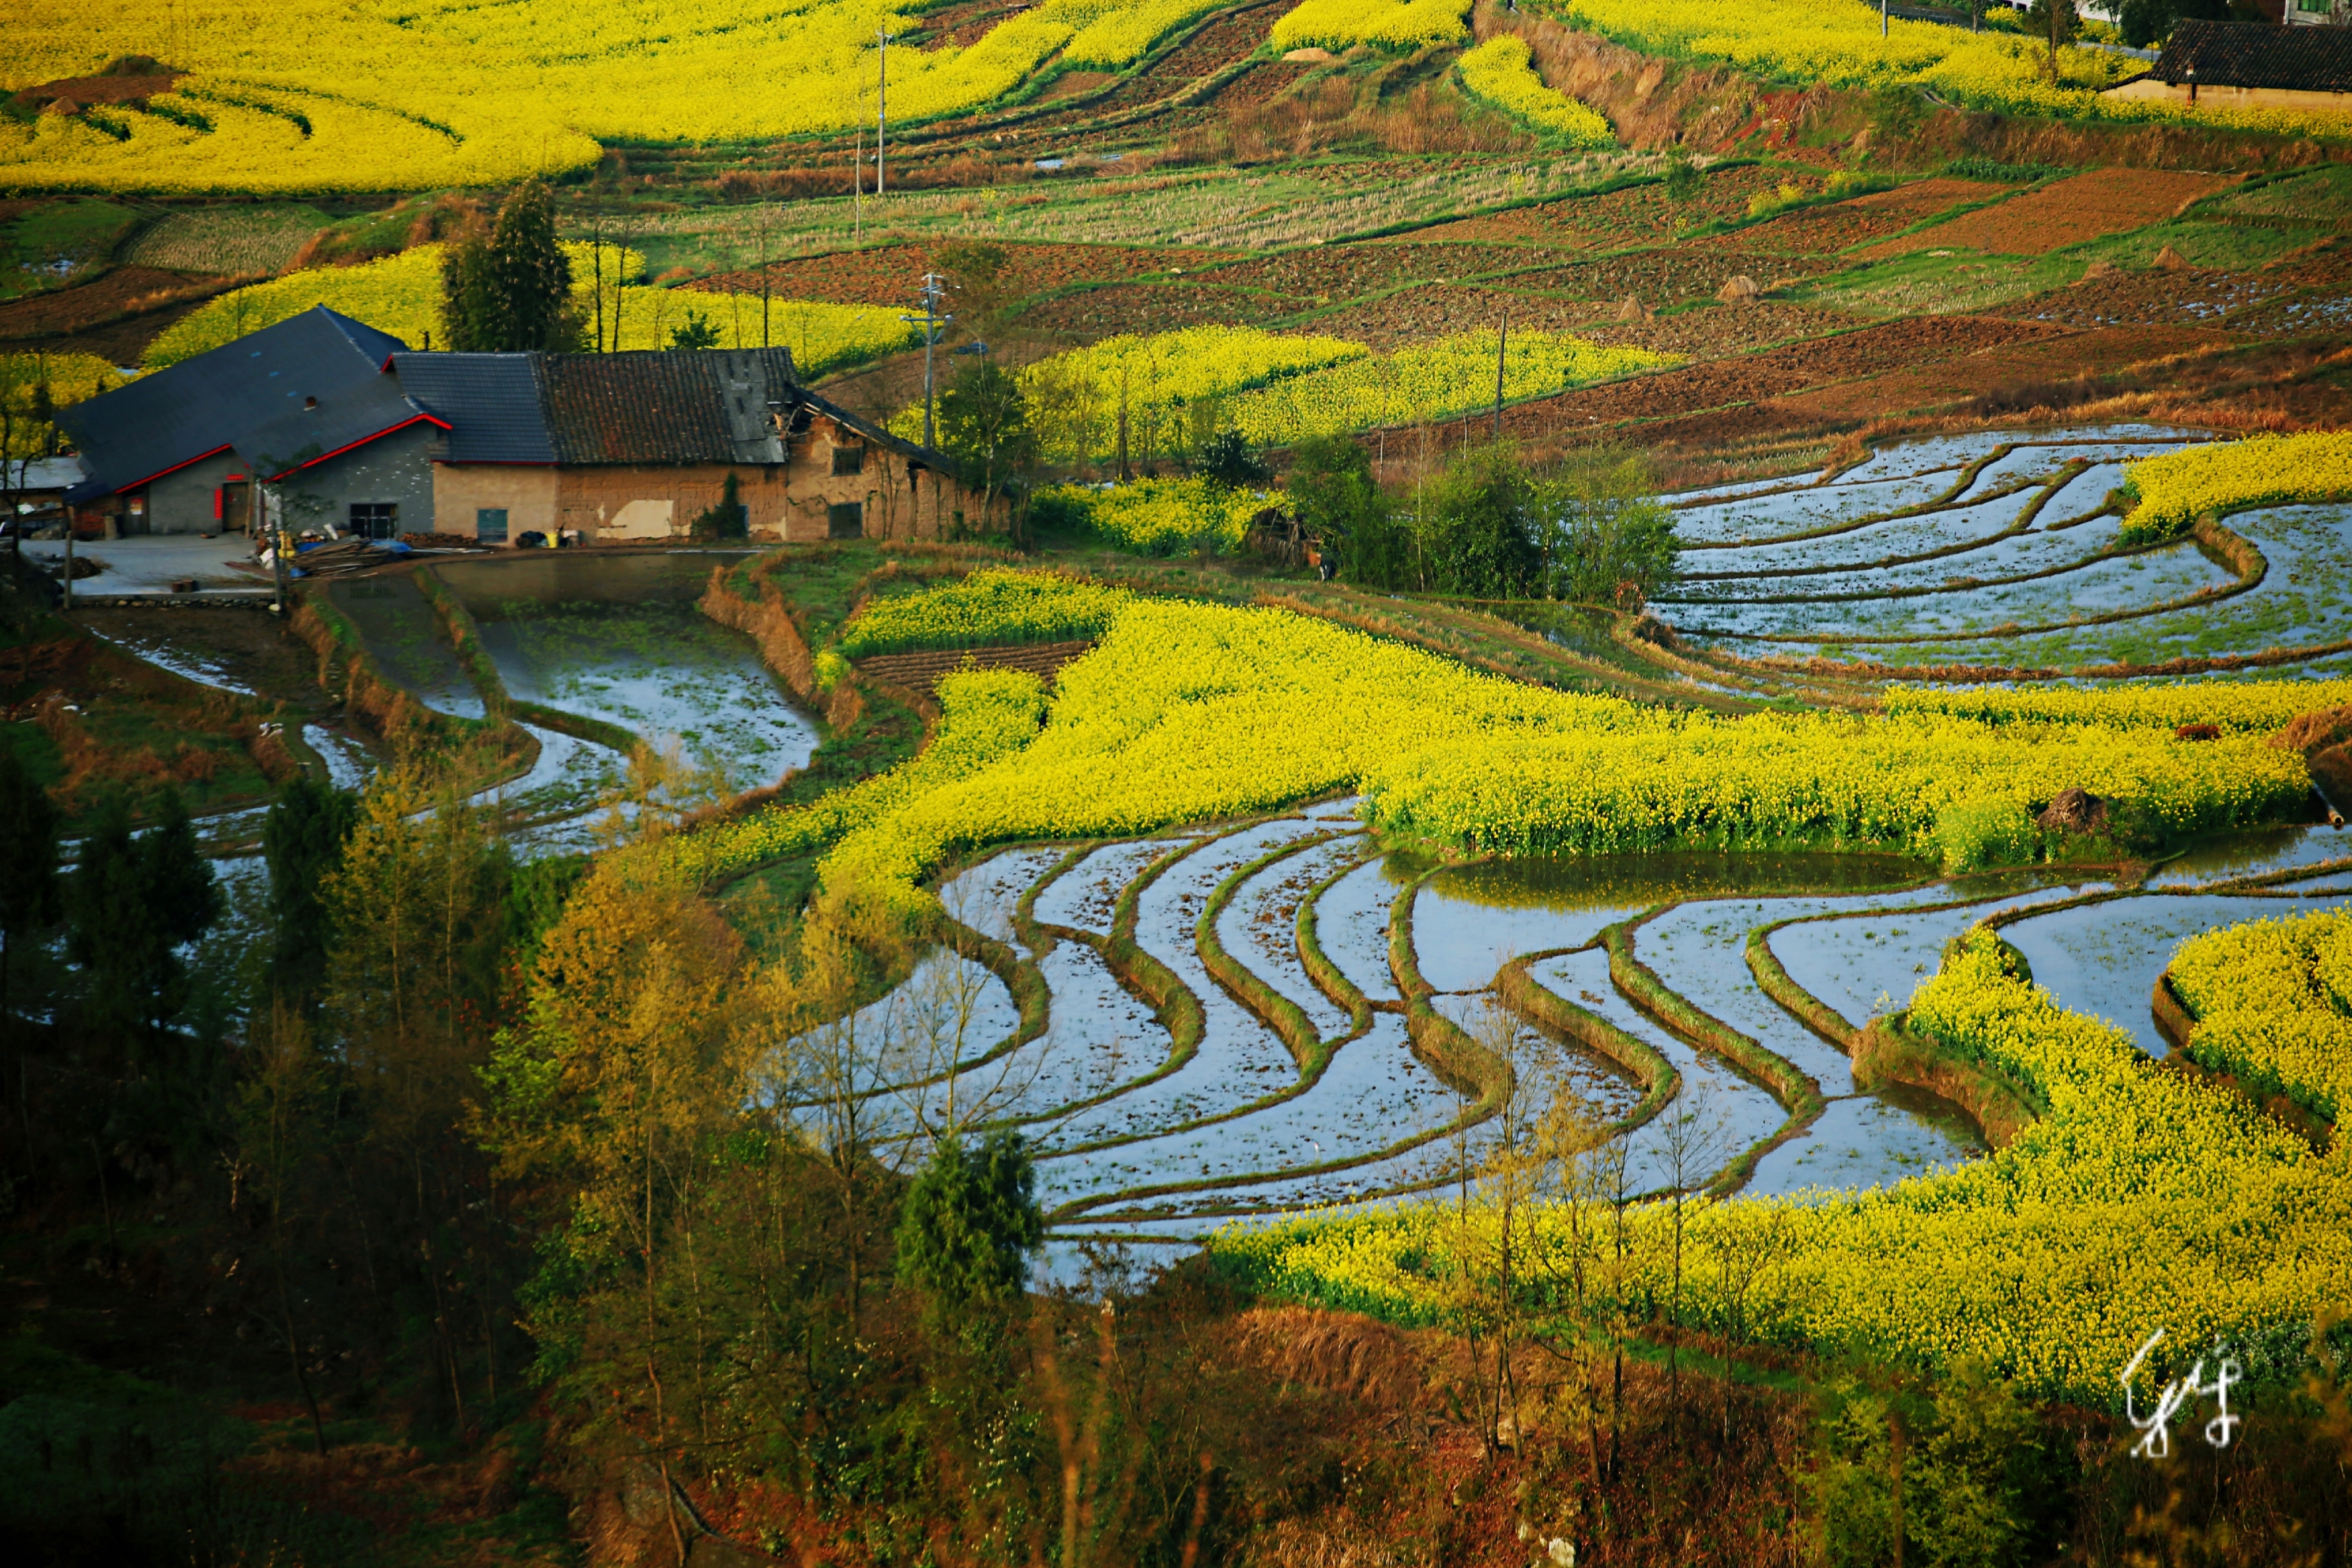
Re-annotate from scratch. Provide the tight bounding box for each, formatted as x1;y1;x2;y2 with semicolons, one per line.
1389;863;1514;1106
1675;446;2030;550
1196;830;1365;1079
1022;834;1213;1135
1744;890;2050;1148
1671;433;2192;517
1297;848;1381;1033
1493;947;1680;1136
1603;908;1826;1195
1681;629;2352;687
1675;458;2089;583
1694;515;2265;645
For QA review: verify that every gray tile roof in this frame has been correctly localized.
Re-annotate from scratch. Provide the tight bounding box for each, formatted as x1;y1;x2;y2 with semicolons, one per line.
59;306;422;503
2152;20;2352;91
391;353;556;462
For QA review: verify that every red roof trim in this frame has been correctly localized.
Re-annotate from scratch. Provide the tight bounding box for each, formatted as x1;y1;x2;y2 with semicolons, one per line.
113;442;235;496
264;413;451;479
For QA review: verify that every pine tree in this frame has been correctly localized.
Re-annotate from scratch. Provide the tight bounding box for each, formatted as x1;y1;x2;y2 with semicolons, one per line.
439;179;581;353
894;1130;1044;1320
264;776;358;1005
0;746;60;1023
65;788;221;1039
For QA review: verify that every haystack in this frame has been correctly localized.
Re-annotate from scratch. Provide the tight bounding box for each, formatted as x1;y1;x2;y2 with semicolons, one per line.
2078;259;2120;283
1717;275;1760;305
1615;295;1650;322
2154;245;2192;271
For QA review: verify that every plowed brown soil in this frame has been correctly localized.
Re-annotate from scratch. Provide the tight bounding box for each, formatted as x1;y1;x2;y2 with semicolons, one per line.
1863;168;2235;258
0;265;232;340
1484;315;2067;437
1188;241;1575;299
1771;324;2233;419
1021;280;1311;335
1993;266;2303;332
1499;248;1837;304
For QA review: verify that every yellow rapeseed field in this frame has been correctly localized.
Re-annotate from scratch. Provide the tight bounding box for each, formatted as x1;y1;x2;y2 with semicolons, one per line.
668;578;2321;911
1270;0;1472;52
2171;912;2352;1124
1561;0;2348;136
142;244;912;375
1456;36;1614;147
0;0;1217;195
1214;927;2352;1402
2120;432;2352;544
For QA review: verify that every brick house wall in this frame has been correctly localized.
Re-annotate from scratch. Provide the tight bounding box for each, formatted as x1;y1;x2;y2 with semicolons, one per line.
431;408;992;544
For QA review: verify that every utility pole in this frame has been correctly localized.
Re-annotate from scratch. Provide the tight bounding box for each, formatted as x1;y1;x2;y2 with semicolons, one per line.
900;272;952;449
1493;311;1508;443
876;29;894;197
853;111;864;244
1882;0;1889;38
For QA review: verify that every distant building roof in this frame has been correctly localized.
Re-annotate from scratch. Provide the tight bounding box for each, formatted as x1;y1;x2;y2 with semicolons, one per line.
396;346;944;470
392;353;557;463
57;306;429;504
8;456;89;494
2151;19;2352;91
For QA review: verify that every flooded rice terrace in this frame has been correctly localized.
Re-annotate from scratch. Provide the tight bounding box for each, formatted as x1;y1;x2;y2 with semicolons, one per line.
327;551;817;849
903;814;2351;1265
109;432;2352;1262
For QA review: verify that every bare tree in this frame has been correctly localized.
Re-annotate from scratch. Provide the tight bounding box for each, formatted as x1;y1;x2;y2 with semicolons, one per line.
1648;1075;1731;1439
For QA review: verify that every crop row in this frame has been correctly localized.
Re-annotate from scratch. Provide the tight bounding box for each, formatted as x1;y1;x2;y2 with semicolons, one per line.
836;567;1134;657
1013;324;1678;462
1035;478;1280;554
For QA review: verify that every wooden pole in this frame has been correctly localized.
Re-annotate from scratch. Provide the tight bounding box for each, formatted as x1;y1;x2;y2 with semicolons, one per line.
1493;312;1508;443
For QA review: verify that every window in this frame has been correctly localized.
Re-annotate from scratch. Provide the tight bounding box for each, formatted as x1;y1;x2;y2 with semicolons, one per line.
827;501;863;539
831;444;866;476
475;507;509;543
349;502;398;539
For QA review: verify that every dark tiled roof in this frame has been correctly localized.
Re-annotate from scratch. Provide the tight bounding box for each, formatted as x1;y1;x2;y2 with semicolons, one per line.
60;306;418;502
2152;20;2352;91
391;353;557;462
538;349;798;465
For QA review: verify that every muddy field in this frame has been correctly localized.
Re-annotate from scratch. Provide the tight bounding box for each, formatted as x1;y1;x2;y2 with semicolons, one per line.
0;264;232;359
1771;324;2235;420
1866;168;2235;258
1493;314;2069;436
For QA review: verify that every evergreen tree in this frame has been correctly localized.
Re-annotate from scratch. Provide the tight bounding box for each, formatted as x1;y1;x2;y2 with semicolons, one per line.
0;746;60;1022
1289;435;1405;589
669;309;722;350
439;179;581;353
263;777;358;1005
65;788;221;1038
894;1130;1044;1320
937;359;1034;538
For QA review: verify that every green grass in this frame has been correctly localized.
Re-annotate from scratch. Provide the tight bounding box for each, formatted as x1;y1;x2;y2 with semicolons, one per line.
2066;216;2316;271
1790;246;2078;316
2207;163;2352;224
0;198;143;298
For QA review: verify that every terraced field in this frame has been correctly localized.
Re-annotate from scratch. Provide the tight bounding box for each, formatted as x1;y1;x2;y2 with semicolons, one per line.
859;798;2350;1266
1647;425;2352;680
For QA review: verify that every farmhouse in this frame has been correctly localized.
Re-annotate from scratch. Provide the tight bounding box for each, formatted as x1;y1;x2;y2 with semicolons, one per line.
58;305;989;545
2102;18;2352;114
60;306;435;539
396;346;981;544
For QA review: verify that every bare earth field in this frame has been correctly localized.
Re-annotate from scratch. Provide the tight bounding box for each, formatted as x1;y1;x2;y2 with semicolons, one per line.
1865;167;2237;258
